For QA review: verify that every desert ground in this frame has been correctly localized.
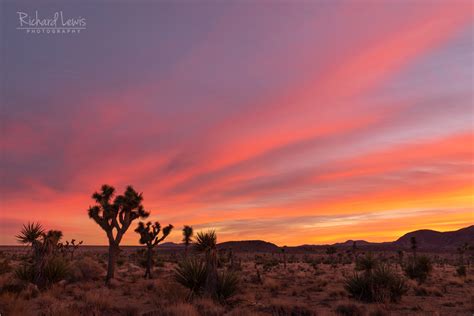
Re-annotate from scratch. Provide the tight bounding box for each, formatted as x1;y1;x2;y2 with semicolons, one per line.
0;245;472;316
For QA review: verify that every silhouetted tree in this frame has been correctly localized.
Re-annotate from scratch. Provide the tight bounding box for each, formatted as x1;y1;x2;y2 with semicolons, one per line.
410;237;417;259
182;225;193;258
58;239;83;260
135;221;173;279
88;184;149;284
195;230;218;297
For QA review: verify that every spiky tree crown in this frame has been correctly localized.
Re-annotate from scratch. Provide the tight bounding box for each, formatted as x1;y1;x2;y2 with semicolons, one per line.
194;230;217;253
88;185;149;242
135;221;173;247
182;225;193;245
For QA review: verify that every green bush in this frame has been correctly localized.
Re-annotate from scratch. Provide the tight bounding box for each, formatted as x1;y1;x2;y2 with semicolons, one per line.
404;256;432;283
345;264;407;303
174;258;207;295
216;270;239;302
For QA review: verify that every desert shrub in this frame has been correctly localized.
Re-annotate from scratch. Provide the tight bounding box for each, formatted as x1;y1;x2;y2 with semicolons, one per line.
355;253;378;273
194;298;226;316
15;257;69;287
15;264;35;282
345;264;408;303
2;277;27;293
263;258;279;272
174;258;207;296
456;265;466;277
69;256;104;282
271;303;315;316
404;255;432;283
0;293;29;315
335;303;365;316
146;302;199;316
42;256;70;285
216;270;239;302
0;259;12;275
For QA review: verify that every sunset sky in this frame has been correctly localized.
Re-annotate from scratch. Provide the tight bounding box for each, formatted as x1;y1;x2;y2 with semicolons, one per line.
1;0;473;246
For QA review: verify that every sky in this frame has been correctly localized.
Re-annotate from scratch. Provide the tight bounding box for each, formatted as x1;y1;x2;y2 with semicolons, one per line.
0;0;473;246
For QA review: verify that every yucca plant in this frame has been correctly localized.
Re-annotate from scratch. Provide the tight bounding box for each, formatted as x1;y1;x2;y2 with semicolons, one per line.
195;230;218;296
174;258;207;298
345;264;407;303
216;270;239;303
42;256;70;286
16;222;44;246
355;253;378;274
404;255;432;284
16;223;66;288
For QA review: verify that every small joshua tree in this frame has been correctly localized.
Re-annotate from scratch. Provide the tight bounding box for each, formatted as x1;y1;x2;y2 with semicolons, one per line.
182;225;194;258
195;230;218;297
88;184;149;284
58;239;83;260
135;221;173;278
410;237;417;259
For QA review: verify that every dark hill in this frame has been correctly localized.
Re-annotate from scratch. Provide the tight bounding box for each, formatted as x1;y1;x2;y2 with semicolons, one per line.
394;225;474;250
218;240;280;252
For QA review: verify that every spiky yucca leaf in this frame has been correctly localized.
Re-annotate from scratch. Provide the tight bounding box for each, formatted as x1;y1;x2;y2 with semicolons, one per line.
174;258;207;295
216;270;239;302
16;222;44;245
194;231;216;253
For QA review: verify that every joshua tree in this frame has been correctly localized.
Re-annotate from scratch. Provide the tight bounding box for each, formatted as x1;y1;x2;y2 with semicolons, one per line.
195;230;218;296
135;221;173;278
58;239;83;260
410;237;417;259
182;225;194;258
88;184;149;284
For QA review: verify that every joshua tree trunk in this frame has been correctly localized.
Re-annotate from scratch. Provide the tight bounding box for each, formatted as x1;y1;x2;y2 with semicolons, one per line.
145;246;153;279
106;243;119;284
204;249;218;296
33;241;45;288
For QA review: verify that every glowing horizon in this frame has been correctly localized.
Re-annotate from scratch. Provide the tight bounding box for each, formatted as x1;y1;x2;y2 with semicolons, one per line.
1;1;473;246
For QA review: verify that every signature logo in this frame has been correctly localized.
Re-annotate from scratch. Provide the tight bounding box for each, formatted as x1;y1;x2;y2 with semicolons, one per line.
16;11;86;34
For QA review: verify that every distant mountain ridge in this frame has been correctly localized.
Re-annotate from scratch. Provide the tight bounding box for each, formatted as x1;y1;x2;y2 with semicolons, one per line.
154;225;473;252
213;225;474;252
